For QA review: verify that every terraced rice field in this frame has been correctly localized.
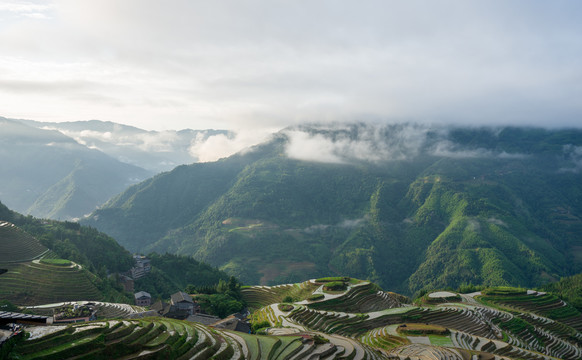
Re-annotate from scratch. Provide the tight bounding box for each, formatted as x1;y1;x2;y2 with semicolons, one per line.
9;318;352;360
477;291;582;332
9;280;582;360
241;280;319;310
0;261;102;305
0;221;48;262
0;221;103;306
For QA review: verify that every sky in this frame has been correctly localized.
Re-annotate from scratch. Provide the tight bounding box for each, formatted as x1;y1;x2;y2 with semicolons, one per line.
1;0;582;132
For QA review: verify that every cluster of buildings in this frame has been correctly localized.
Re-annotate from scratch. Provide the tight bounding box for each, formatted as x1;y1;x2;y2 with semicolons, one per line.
131;291;250;333
118;255;153;293
126;255;250;333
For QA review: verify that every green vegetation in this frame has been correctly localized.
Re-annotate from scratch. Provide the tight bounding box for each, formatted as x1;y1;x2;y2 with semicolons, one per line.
82;125;582;296
278;303;294;312
40;258;71;266
481;287;528;296
541;272;582;311
0;260;103;305
0;299;19;312
0;117;152;220
134;253;231;299
308;294;324;301
6;277;582;360
0;204;134;275
323;281;347;291
196;277;245;318
477;287;582;331
0;210;132;304
316;276;350;282
241;280;319;310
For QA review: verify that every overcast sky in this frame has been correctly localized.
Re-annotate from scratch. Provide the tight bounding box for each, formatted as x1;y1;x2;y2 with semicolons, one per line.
1;0;581;131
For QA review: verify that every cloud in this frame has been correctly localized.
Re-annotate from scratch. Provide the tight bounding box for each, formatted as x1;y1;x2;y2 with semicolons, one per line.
559;145;582;173
1;1;582;129
188;129;272;162
431;140;527;159
284;123;429;164
303;217;367;234
283;123;530;164
0;2;54;15
44;127;181;153
487;217;507;227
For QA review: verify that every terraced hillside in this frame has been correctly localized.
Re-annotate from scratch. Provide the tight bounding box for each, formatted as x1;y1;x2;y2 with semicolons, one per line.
245;279;582;359
0;221;48;262
8;318;355;360
477;287;582;332
0;221;102;305
8;278;582;359
0;260;102;305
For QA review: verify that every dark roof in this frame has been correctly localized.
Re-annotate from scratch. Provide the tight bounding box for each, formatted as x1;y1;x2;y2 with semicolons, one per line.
0;311;48;321
151;300;167;313
211;316;251;333
0;311;49;325
134;291;151;299
171;291;193;304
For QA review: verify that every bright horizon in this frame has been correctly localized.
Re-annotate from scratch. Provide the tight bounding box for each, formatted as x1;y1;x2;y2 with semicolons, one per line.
1;1;582;132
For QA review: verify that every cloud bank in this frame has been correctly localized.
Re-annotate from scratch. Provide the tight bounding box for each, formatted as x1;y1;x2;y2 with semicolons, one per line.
188;129;272;163
1;1;582;130
283;123;529;164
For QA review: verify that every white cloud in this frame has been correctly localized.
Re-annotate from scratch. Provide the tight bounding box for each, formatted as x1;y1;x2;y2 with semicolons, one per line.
188;129;273;163
1;1;582;130
560;144;582;173
284;123;430;164
283;123;529;164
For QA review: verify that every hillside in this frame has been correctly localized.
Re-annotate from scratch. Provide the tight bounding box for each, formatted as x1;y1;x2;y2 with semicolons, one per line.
0;201;235;304
0;202;135;304
0;117;152;220
20;119;230;173
7;278;582;359
0;221;104;305
83;124;582;295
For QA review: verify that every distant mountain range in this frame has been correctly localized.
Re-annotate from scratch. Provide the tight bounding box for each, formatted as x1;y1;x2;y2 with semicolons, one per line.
0;116;230;220
0;117;153;219
82;123;582;295
20;119;230;173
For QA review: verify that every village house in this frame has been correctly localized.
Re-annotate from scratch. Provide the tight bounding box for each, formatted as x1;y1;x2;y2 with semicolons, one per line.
134;291;152;307
151;291;200;320
119;274;134;292
170;291;200;315
130;255;151;280
210;315;251;333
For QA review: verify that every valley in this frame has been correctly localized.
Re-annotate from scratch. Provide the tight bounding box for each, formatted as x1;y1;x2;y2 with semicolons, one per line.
2;122;582;359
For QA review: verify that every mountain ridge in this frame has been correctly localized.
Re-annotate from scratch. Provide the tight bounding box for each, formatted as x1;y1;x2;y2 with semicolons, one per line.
82;123;582;295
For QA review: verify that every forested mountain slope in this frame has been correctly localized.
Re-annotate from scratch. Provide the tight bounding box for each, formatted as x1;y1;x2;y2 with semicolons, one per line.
0;117;152;220
83;124;582;295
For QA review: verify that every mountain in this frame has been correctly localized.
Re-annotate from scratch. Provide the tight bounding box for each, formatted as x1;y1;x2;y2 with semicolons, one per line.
82;123;582;295
0;117;152;219
20;119;230;173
